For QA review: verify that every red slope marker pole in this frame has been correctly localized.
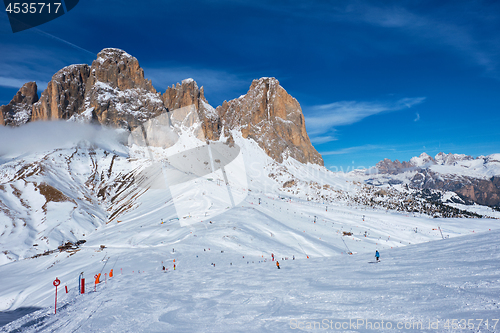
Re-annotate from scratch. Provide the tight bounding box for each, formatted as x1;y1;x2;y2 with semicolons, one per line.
53;278;61;314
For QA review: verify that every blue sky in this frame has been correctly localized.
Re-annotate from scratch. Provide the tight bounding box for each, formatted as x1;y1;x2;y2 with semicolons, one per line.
1;0;499;170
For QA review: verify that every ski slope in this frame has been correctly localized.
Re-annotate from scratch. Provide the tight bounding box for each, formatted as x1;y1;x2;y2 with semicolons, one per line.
1;185;499;332
1;226;499;333
1;130;500;332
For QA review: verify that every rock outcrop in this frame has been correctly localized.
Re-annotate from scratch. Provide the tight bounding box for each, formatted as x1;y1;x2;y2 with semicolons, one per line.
31;65;90;121
375;158;415;174
410;170;500;207
9;49;165;130
216;77;323;165
161;77;323;165
0;82;38;126
162;78;220;141
82;48;166;129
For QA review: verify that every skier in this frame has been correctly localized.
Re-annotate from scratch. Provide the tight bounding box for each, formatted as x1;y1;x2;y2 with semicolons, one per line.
276;261;280;269
375;250;380;262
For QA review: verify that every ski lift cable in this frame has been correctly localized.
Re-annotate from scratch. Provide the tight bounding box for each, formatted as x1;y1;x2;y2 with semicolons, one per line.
99;252;109;275
340;234;352;254
111;255;119;271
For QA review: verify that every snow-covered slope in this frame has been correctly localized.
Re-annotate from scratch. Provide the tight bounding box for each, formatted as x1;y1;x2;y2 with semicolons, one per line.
1;124;499;265
1;118;500;331
1;223;500;332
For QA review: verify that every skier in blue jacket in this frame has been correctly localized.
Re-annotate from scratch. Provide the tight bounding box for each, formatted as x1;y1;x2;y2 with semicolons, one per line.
375;250;380;262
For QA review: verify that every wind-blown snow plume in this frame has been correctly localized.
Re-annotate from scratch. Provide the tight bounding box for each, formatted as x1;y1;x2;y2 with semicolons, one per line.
0;121;128;158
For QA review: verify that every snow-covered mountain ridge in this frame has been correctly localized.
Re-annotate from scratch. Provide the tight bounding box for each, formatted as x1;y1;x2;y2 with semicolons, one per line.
375;152;500;177
2;124;499;267
354;152;500;208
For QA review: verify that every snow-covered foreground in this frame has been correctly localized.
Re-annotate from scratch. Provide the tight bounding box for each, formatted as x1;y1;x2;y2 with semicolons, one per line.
1;189;500;333
1;227;499;333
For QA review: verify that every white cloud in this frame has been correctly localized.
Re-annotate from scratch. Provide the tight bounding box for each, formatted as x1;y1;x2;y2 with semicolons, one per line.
0;34;96;94
320;144;385;156
310;135;337;144
414;112;420;122
0;76;48;90
353;4;500;78
143;66;249;97
249;1;500;79
0;121;128;158
305;97;426;139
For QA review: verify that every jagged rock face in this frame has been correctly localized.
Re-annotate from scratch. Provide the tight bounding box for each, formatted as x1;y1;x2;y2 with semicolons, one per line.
216;78;323;165
31;65;90;122
376;152;477;174
82;48;165;129
0;82;38;126
162;79;220;141
376;152;437;174
375;158;414;174
409;152;435;167
455;177;500;207
29;49;165;130
434;152;474;165
87;48;155;91
410;170;500;207
374;153;500;207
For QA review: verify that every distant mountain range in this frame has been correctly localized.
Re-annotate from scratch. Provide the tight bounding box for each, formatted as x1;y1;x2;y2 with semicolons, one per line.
362;152;500;207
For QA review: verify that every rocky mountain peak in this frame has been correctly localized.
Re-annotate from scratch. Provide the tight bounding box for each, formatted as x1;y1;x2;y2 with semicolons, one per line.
81;48;165;129
375;158;414;174
0;81;38;126
409;152;435;167
434;152;474;165
372;152;500;207
161;78;219;141
162;78;207;111
248;77;279;94
88;48;155;92
216;77;323;165
31;64;90;122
